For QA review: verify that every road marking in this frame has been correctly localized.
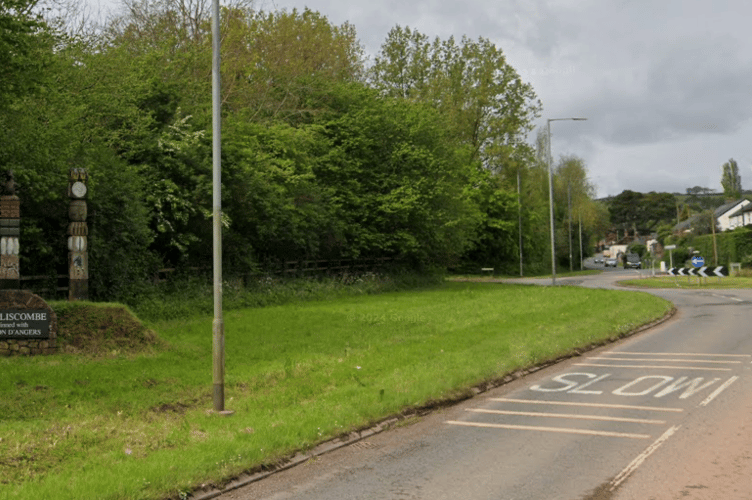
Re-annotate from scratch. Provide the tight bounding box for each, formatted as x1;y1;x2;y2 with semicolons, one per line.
588;356;741;364
699;376;739;407
601;352;751;358
576;363;732;371
610;425;681;491
467;408;666;425
445;420;652;439
711;293;744;302
490;398;683;413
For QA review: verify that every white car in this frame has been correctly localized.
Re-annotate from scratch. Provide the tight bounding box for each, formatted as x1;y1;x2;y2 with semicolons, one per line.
605;258;618;267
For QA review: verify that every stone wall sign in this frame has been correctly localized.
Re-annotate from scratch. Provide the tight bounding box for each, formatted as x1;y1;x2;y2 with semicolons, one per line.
0;290;57;355
0;309;50;339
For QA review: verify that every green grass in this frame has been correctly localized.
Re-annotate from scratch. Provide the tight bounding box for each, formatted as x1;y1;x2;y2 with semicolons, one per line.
450;269;602;280
620;275;752;289
0;282;672;500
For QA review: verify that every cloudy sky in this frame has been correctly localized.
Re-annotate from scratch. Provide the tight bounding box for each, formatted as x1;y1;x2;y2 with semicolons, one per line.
89;0;752;198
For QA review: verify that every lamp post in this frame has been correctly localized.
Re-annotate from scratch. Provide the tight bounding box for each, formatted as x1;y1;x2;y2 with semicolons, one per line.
547;117;587;285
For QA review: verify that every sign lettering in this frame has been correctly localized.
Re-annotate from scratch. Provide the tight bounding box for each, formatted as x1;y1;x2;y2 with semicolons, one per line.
0;309;50;339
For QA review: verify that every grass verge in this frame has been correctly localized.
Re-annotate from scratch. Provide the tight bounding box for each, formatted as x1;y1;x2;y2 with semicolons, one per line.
0;281;672;500
620;275;752;289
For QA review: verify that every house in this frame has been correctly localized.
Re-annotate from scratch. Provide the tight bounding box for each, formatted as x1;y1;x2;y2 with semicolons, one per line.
672;199;750;234
716;199;750;231
728;202;752;229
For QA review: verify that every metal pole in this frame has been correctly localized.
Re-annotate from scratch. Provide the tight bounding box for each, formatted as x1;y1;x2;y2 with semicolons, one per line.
579;212;583;271
212;0;226;413
568;182;572;272
546;117;587;285
517;169;523;277
547;119;556;285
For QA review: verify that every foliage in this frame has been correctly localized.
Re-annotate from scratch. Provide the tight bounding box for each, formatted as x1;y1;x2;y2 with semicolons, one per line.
0;0;574;301
0;0;54;107
369;26;541;169
721;158;742;200
608;190;676;233
692;227;752;266
314;83;482;266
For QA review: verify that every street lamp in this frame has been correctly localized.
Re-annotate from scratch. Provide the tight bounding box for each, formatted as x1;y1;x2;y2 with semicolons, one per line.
547;117;587;285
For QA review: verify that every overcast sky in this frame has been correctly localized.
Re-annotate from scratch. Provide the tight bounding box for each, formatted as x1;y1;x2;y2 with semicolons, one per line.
89;0;752;198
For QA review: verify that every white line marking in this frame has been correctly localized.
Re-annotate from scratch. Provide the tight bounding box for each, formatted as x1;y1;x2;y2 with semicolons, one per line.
711;294;744;302
699;376;739;407
468;408;666;425
490;398;683;413
601;352;751;358
576;363;732;371
610;425;681;491
589;357;741;364
445;420;651;439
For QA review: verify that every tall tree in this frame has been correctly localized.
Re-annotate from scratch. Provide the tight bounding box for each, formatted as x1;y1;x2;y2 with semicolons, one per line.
370;27;541;170
721;158;742;199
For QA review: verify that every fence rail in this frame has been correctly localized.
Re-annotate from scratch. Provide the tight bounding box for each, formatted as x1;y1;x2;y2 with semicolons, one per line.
19;274;69;296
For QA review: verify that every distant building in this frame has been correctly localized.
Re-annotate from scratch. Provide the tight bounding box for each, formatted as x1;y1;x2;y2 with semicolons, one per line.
728;202;752;229
716;199;750;231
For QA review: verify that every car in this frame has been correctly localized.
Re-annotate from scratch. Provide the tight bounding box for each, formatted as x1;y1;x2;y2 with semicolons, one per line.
605;258;618;267
624;253;642;269
594;257;604;264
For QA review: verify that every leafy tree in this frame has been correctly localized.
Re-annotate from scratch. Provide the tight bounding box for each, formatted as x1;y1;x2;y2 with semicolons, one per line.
0;0;54;107
608;190;677;233
314;83;481;266
370;27;540;169
220;7;364;122
721;158;742;199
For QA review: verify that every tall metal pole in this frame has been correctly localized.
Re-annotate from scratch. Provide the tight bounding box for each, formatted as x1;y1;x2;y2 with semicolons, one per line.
579;212;583;271
568;182;572;272
546;117;587;285
547;120;556;285
517;169;523;277
212;0;226;413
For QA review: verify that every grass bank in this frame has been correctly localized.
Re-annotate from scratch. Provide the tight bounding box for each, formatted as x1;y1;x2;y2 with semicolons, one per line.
0;281;672;500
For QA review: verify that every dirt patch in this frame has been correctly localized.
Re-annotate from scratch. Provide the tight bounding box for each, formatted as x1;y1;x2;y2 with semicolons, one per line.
53;302;164;357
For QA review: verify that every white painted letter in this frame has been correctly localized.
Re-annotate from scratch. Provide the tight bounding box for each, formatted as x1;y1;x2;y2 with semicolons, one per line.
531;373;598;393
613;376;674;397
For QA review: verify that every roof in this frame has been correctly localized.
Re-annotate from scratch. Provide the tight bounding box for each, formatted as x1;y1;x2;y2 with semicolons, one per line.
714;199;749;217
673;214;700;231
728;203;752;217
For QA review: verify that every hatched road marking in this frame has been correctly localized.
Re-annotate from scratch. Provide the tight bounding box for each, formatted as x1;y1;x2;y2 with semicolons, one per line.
467;408;666;425
445;420;652;439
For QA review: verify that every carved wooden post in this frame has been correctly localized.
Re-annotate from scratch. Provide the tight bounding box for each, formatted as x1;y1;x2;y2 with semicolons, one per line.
68;168;89;301
0;171;20;290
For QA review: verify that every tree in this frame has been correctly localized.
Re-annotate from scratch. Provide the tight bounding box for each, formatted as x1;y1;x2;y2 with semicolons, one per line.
369;27;541;170
0;0;54;107
721;158;742;200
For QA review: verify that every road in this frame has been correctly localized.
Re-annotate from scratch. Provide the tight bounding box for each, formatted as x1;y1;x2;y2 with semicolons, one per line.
215;269;752;500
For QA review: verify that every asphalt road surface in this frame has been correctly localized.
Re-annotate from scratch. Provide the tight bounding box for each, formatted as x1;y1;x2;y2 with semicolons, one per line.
217;270;752;500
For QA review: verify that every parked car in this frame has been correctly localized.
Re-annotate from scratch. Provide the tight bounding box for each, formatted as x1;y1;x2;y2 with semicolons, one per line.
605;258;618;267
624;253;642;269
594;257;604;264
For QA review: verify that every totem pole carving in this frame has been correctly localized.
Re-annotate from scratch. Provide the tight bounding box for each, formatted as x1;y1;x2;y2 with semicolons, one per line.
0;171;21;290
68;168;89;300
